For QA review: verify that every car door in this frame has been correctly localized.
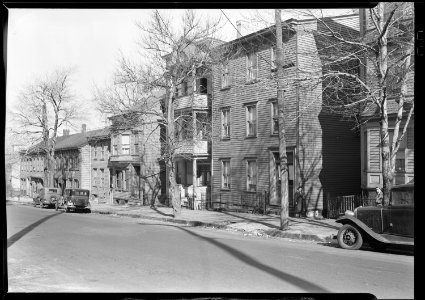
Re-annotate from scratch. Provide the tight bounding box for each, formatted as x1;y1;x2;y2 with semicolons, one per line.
388;205;414;237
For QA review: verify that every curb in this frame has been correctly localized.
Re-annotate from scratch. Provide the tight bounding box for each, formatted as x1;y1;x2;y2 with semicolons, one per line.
7;201;334;243
91;208;334;243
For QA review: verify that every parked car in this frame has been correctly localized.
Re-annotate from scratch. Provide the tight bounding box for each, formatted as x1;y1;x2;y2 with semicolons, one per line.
56;188;91;213
336;181;414;251
33;187;62;208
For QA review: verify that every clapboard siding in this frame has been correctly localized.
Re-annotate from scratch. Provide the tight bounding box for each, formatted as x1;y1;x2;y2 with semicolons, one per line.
212;15;362;215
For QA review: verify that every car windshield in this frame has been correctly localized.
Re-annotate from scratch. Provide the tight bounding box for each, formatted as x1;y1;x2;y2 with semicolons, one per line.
391;189;414;206
71;190;89;196
49;189;57;193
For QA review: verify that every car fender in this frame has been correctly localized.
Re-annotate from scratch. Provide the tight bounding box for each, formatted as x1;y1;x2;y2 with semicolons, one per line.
336;216;389;244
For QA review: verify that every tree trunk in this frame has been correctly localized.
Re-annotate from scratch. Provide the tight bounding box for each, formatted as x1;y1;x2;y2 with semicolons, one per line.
376;2;391;205
276;9;290;230
42;101;49;187
167;82;181;217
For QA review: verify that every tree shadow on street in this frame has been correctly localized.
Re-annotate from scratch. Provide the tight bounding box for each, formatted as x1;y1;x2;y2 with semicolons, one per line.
7;211;63;248
140;222;330;293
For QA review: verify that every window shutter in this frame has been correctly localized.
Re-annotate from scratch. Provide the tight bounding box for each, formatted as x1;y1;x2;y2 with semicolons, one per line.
253;106;257;136
368;129;381;171
406;127;414;172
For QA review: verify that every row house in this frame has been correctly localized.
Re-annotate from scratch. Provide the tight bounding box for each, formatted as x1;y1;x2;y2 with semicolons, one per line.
87;127;111;202
211;14;362;217
359;3;414;197
162;38;225;206
108;109;163;205
20;125;109;200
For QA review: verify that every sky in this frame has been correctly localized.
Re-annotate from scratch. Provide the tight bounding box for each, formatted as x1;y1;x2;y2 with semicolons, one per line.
5;8;356;145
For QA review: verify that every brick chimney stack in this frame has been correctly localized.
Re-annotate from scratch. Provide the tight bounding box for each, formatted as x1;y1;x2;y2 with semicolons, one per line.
63;129;70;136
236;20;242;38
81;124;86;134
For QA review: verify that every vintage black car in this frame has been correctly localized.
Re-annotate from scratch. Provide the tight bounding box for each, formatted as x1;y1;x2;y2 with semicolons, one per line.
336;182;414;250
33;187;62;208
56;188;91;213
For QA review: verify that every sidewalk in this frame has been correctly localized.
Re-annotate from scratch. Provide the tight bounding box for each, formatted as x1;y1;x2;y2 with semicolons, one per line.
7;196;342;243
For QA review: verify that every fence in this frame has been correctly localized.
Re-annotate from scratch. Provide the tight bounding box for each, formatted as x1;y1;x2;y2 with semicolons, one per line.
212;191;270;214
325;194;376;219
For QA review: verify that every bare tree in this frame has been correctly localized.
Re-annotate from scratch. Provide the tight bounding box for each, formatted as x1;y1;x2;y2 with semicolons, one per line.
309;3;415;203
95;9;223;217
10;68;79;187
241;4;414;204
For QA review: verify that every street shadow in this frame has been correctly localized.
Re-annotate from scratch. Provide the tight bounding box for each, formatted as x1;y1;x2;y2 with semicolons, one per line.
140;222;329;293
317;241;414;256
150;206;174;217
7;211;63;248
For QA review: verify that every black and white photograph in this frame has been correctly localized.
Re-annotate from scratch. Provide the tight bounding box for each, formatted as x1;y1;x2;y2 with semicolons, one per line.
4;3;416;299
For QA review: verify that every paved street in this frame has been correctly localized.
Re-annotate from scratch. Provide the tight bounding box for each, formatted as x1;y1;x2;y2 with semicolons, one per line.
6;204;414;298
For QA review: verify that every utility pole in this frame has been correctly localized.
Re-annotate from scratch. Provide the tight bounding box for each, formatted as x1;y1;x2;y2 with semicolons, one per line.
275;9;289;230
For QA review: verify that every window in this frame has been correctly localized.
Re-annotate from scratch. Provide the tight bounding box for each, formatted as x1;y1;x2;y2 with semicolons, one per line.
246;104;257;137
221;160;231;189
101;146;105;160
221;62;229;88
100;169;104;187
246;52;258;81
246;160;257;192
93;168;97;187
271;101;279;134
94;147;98;159
121;134;130;155
199;78;208;94
221;108;230;138
271;47;277;70
113;145;118;155
389;129;407;172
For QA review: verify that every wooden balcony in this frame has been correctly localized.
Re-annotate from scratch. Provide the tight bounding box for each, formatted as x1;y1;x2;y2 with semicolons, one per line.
175;140;208;156
109;155;140;163
174;93;208;111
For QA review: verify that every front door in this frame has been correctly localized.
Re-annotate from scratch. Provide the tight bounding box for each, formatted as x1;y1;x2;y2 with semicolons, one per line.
269;151;294;207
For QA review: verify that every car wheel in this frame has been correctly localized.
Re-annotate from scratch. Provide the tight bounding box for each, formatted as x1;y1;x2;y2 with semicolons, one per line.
55;200;59;211
369;241;388;252
39;199;43;209
337;224;363;250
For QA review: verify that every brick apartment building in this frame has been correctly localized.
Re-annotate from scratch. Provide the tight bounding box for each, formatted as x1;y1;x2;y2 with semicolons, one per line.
211;14;362;217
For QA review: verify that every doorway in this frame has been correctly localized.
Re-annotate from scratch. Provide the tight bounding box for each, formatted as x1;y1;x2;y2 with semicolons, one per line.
270;151;294;208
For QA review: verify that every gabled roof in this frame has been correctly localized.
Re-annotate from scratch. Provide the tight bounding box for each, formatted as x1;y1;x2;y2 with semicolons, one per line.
21;126;111;155
360;97;414;118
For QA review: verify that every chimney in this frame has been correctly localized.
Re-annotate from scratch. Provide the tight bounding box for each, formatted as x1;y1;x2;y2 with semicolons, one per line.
81;124;86;134
236;20;242;38
63;129;69;136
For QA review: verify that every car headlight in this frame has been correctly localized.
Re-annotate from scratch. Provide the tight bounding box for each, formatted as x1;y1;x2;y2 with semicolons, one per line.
344;210;355;217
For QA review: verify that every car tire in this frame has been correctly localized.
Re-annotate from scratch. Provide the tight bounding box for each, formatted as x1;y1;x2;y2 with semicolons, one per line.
55;200;59;211
337;224;363;250
39;198;43;209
